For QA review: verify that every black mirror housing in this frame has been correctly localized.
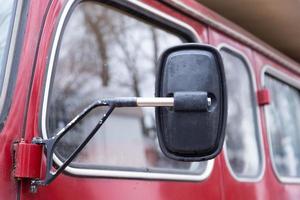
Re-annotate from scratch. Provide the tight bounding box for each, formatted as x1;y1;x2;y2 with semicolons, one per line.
155;44;227;161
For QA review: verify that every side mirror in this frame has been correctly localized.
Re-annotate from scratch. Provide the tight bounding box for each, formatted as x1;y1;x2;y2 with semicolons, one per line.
155;44;227;161
29;43;226;191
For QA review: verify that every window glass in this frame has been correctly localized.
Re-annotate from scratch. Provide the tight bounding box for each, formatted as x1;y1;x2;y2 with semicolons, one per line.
0;0;15;93
221;49;262;178
265;74;300;178
46;2;207;174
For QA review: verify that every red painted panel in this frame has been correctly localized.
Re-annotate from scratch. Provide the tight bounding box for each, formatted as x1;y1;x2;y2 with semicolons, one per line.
20;0;223;200
3;0;297;199
209;26;300;200
208;27;271;200
253;50;300;200
0;0;51;199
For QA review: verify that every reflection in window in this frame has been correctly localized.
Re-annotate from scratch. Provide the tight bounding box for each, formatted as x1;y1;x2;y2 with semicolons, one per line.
46;2;207;174
221;49;262;178
0;0;15;93
265;75;300;178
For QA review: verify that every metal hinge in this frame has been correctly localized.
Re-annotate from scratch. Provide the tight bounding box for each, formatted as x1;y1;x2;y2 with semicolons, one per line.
13;140;43;181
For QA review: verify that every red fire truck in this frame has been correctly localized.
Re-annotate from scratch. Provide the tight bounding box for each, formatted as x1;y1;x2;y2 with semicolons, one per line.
0;0;299;199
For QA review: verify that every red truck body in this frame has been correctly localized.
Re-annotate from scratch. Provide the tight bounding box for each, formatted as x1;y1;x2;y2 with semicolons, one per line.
0;0;299;199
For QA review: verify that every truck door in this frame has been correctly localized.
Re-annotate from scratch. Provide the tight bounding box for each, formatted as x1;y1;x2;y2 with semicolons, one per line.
20;1;223;199
208;29;268;199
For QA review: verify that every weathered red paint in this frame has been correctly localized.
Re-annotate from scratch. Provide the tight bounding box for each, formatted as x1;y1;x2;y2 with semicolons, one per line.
0;0;298;200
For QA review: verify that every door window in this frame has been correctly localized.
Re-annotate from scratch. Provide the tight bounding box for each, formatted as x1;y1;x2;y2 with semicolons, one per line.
265;74;300;179
221;48;263;179
0;0;15;92
44;1;208;177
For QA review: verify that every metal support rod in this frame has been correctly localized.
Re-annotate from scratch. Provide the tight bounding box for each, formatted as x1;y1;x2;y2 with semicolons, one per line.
136;97;174;107
136;97;212;108
30;94;211;192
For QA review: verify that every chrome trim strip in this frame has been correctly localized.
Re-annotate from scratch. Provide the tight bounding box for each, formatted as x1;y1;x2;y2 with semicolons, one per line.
0;0;23;115
167;1;300;74
218;43;265;182
261;66;300;89
41;0;213;181
261;65;300;184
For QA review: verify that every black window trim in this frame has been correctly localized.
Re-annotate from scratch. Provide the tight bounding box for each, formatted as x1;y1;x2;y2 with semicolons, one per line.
40;0;214;181
219;43;265;182
262;65;300;184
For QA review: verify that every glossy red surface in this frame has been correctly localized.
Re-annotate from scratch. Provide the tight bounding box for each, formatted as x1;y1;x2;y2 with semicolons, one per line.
0;0;299;200
252;50;300;200
0;0;51;199
21;0;222;200
14;142;42;179
209;28;271;200
257;89;271;106
209;26;300;200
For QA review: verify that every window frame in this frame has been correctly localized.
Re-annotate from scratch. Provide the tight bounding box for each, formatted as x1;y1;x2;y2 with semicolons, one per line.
40;0;214;181
0;0;24;130
262;65;300;184
218;43;265;182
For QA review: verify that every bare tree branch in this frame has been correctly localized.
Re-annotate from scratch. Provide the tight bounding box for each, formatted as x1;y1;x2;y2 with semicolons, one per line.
82;6;110;86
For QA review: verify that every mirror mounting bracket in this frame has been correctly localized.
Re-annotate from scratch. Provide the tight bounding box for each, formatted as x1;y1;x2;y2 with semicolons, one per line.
29;95;211;193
